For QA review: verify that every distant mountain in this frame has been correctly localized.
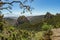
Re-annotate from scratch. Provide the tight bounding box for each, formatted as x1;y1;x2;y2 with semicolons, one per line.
4;16;30;26
4;12;55;25
4;17;18;19
4;17;17;26
27;15;44;24
3;15;49;25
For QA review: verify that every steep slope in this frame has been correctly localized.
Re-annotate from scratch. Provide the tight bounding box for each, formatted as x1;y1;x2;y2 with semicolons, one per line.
16;16;29;26
4;17;17;26
27;15;44;24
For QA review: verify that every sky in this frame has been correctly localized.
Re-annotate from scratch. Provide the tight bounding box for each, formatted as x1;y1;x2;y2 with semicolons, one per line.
1;0;60;17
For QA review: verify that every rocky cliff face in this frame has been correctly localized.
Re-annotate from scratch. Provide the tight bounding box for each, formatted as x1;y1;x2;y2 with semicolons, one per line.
16;16;29;26
51;28;60;40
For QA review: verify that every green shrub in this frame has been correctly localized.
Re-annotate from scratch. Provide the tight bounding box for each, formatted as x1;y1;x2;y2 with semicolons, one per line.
42;23;53;31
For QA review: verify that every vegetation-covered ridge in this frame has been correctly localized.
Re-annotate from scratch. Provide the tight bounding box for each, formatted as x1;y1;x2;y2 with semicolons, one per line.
0;12;60;40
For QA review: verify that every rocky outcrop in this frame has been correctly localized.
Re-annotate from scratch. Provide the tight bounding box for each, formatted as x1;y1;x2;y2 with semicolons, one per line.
51;28;60;40
16;16;29;26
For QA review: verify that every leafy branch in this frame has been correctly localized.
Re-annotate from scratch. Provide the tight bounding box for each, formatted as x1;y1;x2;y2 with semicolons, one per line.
0;0;34;14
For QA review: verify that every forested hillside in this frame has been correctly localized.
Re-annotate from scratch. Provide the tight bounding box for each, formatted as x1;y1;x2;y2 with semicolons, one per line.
0;12;60;40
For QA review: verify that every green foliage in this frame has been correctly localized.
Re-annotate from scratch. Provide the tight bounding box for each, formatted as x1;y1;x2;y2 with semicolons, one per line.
42;23;53;31
0;13;60;40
